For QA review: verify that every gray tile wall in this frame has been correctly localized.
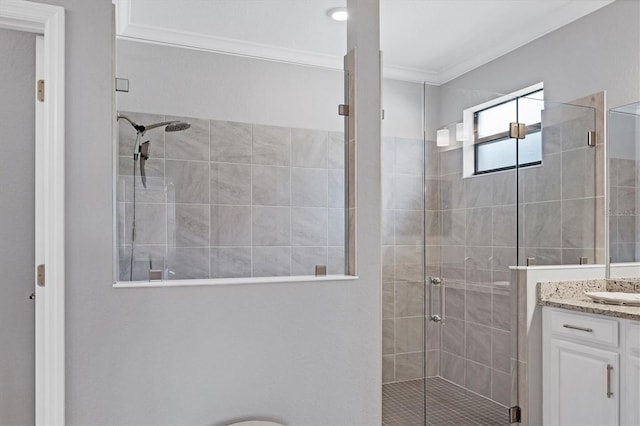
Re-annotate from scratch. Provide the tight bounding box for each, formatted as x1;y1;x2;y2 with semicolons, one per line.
117;111;346;281
382;136;441;385
438;148;516;406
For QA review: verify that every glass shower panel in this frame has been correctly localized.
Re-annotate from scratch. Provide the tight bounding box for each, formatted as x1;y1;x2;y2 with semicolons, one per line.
517;97;597;266
608;102;640;276
381;89;427;424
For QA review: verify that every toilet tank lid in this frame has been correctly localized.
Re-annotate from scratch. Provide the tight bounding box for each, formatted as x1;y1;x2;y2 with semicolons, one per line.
227;422;284;426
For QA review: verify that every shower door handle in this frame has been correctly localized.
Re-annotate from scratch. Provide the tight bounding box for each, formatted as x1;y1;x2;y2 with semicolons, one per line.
440;280;445;325
429;276;443;323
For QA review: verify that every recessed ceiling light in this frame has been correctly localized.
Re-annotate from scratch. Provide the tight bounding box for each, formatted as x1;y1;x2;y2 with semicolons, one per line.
327;7;348;21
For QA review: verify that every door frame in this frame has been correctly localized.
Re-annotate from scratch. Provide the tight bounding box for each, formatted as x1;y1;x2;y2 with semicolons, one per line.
0;1;65;424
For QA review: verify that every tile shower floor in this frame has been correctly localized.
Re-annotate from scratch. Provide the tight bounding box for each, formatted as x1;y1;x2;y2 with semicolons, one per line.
382;377;509;426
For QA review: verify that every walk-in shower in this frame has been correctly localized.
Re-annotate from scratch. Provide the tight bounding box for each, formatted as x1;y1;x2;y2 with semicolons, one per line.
117;113;190;280
381;82;601;425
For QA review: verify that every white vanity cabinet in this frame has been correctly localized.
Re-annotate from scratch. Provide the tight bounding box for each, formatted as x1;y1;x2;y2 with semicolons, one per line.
626;322;640;426
543;308;640;426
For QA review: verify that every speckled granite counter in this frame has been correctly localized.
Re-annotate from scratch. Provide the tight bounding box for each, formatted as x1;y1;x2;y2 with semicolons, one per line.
537;279;640;320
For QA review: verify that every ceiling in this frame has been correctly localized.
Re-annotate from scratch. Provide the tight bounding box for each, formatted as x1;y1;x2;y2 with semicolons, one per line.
115;0;614;85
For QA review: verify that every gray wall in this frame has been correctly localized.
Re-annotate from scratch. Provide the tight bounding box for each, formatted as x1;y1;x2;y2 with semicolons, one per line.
444;0;640;110
117;39;344;133
0;28;36;426
31;0;381;424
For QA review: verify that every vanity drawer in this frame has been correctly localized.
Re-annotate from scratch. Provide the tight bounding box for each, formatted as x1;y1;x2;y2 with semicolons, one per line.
550;309;619;347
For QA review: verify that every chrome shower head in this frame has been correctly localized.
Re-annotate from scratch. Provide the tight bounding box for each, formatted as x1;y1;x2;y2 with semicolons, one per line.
165;122;191;132
117;114;191;134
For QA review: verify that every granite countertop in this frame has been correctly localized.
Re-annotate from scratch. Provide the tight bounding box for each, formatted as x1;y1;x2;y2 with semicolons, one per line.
537;279;640;320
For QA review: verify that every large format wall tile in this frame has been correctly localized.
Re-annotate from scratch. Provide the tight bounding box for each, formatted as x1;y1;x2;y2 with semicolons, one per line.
210;247;251;278
394;174;423;210
521;153;561;203
561;198;595;248
252;247;291;277
210;163;251;205
210;205;251;246
523;201;562;248
252;165;291;206
123;203;167;245
252;124;291;166
291;128;327;168
210;120;252;163
169;204;209;247
328;131;345;169
292;168;328;207
562;147;595;199
395;352;424;382
328;208;346;247
168;247;209;279
291;247;327;276
291;207;327;246
165;116;209;161
395;138;423;174
252;206;291;246
327;246;345;275
165;160;209;204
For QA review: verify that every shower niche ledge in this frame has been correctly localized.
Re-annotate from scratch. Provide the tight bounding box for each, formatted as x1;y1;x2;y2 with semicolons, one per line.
113;275;359;289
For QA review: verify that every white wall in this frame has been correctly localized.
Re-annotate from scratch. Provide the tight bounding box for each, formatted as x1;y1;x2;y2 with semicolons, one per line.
32;0;383;424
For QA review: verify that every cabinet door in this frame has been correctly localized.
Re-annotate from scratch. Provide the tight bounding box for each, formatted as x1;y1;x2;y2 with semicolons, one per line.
626;356;640;426
546;339;619;426
625;322;640;426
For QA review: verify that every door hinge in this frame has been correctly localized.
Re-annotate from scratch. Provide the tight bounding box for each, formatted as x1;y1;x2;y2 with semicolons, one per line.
509;406;521;423
587;130;596;147
509;122;526;139
36;264;45;287
37;79;45;102
338;104;350;117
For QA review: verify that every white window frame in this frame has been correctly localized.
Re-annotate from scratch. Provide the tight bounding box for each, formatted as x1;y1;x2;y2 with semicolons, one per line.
462;82;544;177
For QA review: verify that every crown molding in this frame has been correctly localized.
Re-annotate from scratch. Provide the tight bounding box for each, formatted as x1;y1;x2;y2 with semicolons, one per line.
116;0;614;85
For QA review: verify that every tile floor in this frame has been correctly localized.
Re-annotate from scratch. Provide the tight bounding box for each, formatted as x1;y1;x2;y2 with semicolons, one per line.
382;377;509;426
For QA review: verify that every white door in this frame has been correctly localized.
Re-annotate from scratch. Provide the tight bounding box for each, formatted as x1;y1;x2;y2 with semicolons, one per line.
0;29;43;425
0;29;40;425
547;339;619;426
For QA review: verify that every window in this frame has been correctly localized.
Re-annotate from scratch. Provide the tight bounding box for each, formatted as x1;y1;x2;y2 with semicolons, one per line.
474;88;544;174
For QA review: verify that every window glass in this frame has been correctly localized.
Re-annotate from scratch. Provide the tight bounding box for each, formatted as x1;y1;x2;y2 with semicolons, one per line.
474;88;543;174
518;92;544;126
476;100;516;138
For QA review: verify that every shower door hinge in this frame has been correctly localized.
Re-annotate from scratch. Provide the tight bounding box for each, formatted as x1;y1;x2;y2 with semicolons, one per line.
36;264;45;287
37;80;45;102
587;130;596;147
509;122;526;139
338;104;350;117
509;406;521;423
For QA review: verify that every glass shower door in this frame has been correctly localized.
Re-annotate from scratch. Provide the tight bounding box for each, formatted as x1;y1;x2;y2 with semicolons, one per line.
424;85;522;426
